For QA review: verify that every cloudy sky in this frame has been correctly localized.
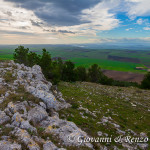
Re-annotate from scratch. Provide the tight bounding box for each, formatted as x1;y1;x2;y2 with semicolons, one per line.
0;0;150;44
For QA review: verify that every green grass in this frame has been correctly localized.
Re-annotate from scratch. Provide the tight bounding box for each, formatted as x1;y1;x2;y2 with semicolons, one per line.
0;45;150;73
58;81;150;149
69;58;146;73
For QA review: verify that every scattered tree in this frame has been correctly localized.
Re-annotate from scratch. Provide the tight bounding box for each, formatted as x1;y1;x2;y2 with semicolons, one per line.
27;51;40;67
39;49;52;78
13;46;141;88
141;72;150;89
88;64;102;83
13;46;29;65
75;66;87;81
62;60;76;82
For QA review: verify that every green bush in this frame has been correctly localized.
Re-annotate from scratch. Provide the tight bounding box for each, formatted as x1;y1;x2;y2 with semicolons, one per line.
13;46;29;65
13;46;141;88
39;49;52;78
111;80;139;87
75;66;87;81
88;64;103;83
62;60;76;82
141;72;150;89
27;51;40;67
100;75;114;85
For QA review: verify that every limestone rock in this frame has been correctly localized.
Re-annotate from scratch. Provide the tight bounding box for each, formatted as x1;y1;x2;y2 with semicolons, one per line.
0;61;94;149
11;112;24;127
0;140;21;150
43;141;58;150
0;110;10;125
41;116;93;149
28;106;48;125
20;120;37;133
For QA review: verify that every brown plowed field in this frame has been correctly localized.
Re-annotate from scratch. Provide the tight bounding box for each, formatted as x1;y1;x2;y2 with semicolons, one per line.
103;70;145;83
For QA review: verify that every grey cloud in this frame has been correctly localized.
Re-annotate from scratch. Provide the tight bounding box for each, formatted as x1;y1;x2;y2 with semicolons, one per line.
4;11;12;16
18;26;30;30
57;30;75;34
30;19;43;27
4;0;101;26
43;29;75;34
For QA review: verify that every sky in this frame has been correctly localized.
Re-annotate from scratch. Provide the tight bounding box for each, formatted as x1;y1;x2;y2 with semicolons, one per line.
0;0;150;45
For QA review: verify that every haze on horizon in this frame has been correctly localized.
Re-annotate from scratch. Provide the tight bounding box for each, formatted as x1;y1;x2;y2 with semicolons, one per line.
0;0;150;45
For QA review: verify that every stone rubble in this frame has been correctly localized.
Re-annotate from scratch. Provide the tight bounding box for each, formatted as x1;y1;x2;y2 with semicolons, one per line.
0;61;93;150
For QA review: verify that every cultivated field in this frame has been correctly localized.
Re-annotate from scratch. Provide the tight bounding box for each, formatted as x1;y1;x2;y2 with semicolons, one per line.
0;45;150;75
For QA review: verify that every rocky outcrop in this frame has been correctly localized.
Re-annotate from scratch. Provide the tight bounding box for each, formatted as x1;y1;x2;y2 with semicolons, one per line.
0;61;93;150
0;110;10;125
0;140;21;150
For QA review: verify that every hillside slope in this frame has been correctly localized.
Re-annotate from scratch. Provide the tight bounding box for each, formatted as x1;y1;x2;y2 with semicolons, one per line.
58;82;150;149
0;61;93;150
0;61;149;150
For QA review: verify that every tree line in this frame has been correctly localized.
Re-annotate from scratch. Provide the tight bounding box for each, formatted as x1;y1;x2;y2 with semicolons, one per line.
13;46;150;89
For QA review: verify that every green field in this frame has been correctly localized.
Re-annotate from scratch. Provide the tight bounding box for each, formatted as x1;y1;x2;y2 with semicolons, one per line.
0;45;150;73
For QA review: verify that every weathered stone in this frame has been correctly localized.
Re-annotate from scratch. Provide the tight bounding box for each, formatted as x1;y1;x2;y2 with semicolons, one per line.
0;78;4;83
20;120;37;133
0;110;10;125
137;143;148;150
13;128;30;145
1;136;10;141
17;70;26;79
97;131;103;136
7;102;17;114
28;141;40;150
41;116;93;149
43;141;58;150
26;86;36;94
11;112;24;127
28;106;48;125
0;61;94;149
39;102;46;110
0;140;21;150
12;127;39;150
36;83;49;92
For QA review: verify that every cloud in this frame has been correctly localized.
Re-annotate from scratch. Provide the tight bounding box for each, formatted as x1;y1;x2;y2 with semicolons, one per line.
94;37;150;44
136;18;143;25
143;27;150;30
0;0;121;39
30;19;43;27
0;30;33;35
4;0;101;26
0;0;45;34
126;28;133;31
125;0;150;19
3;0;120;30
80;0;120;31
1;0;149;44
43;29;75;34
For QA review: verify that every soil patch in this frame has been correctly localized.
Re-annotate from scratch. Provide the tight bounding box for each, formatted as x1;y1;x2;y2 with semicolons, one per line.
103;70;145;83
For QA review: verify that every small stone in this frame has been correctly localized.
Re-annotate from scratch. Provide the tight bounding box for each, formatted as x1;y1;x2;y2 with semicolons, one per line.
97;131;103;136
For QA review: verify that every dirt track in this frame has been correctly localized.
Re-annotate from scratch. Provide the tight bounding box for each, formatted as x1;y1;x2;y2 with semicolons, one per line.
103;70;145;83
